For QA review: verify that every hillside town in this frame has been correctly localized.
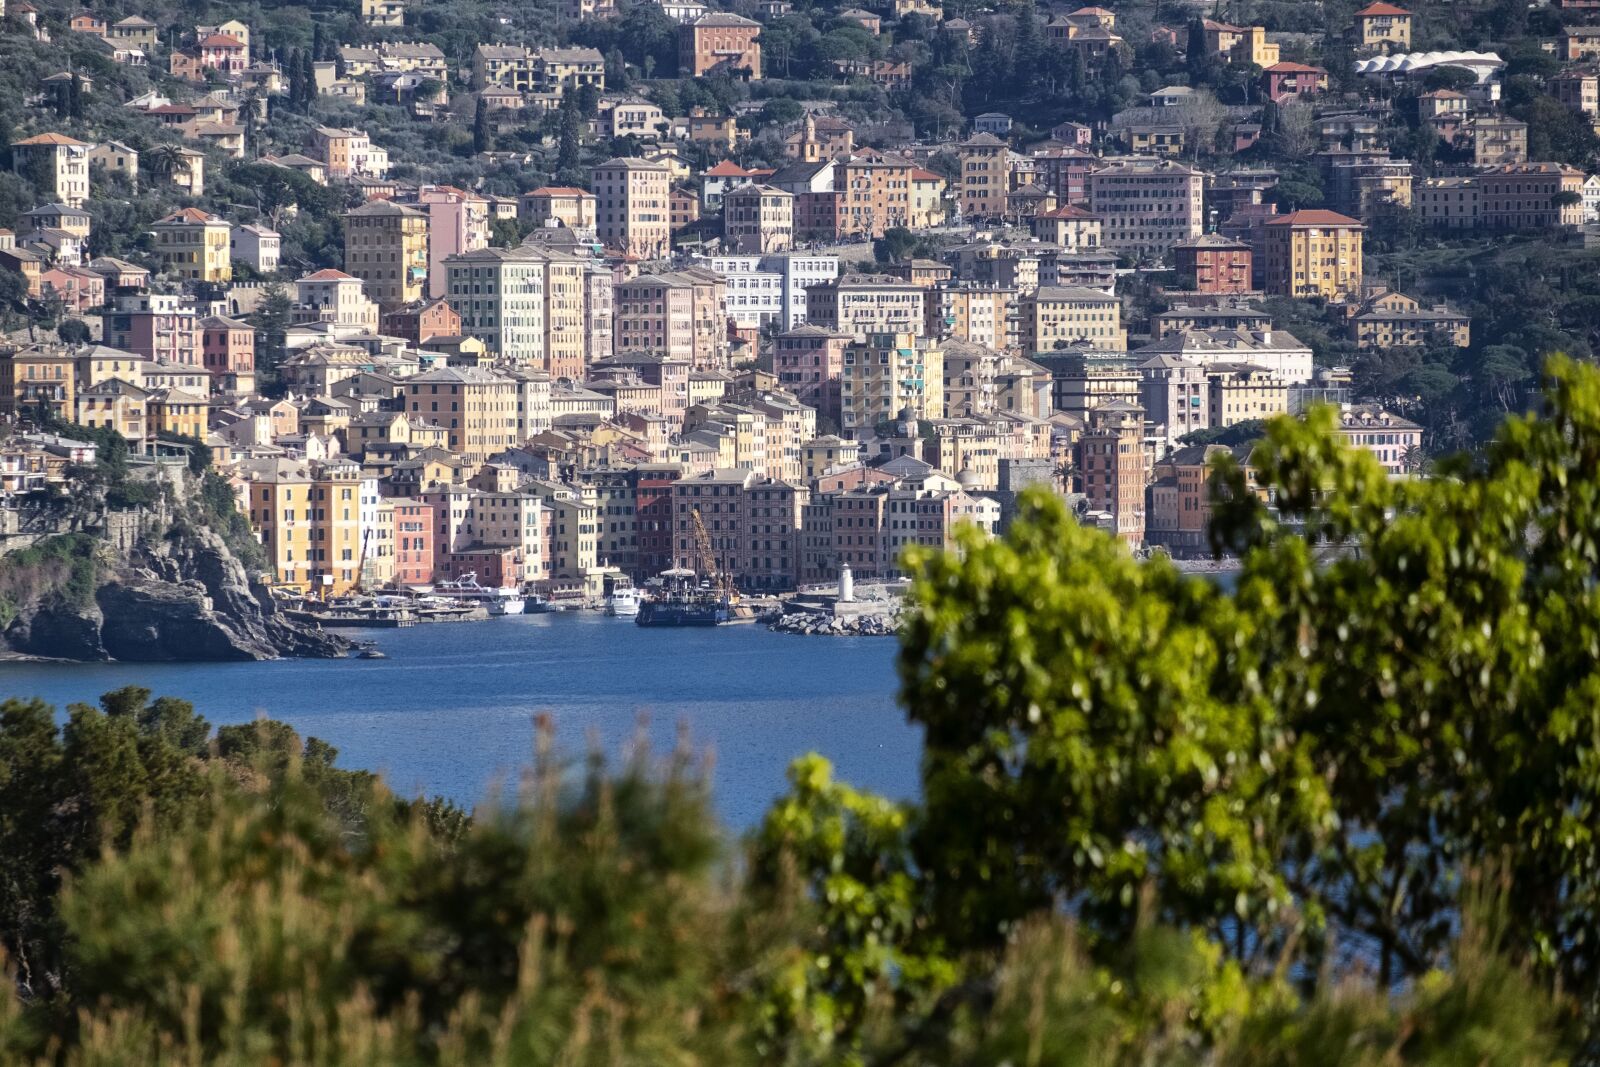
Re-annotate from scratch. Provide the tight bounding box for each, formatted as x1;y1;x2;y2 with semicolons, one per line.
1;0;1593;600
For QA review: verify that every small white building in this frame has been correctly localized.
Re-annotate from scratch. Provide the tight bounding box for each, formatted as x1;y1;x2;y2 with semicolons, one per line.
231;223;281;274
1584;174;1600;224
973;112;1013;136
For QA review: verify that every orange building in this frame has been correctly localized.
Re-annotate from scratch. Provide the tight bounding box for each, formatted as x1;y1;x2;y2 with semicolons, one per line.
836;150;916;238
679;13;761;78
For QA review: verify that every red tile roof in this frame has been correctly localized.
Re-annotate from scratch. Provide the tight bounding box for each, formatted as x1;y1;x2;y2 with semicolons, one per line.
1265;209;1364;227
12;132;90;147
1267;61;1327;73
705;160;752;176
1354;2;1410;15
158;208;220;223
303;268;358;281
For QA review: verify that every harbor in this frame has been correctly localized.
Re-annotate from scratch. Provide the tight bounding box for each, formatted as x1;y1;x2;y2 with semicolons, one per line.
0;611;911;829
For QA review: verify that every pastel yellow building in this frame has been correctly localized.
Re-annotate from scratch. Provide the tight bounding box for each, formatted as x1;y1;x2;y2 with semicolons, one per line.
1262;209;1364;301
1019;286;1126;352
242;459;366;595
840;332;944;439
146;388;209;439
344;199;429;307
152;208;232;283
1205;364;1289;427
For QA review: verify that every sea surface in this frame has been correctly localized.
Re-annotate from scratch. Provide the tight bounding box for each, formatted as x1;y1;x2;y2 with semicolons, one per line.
0;614;914;829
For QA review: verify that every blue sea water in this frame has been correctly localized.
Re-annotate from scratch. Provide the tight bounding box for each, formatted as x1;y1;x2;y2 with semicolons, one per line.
0;614;916;829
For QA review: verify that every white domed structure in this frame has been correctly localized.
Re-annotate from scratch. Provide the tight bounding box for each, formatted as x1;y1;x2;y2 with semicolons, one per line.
1354;50;1504;84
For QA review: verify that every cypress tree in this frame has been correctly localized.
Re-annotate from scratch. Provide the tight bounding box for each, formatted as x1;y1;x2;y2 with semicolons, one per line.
473;97;492;155
301;50;317;110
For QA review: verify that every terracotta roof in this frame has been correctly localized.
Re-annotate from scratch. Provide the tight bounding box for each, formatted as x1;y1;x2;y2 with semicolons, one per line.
200;33;245;47
911;168;944;181
12;132;91;147
1265;209;1364;227
705;160;752;176
302;268;359;281
157;208;221;224
1039;204;1101;219
1354;2;1410;15
1267;61;1327;73
524;186;593;196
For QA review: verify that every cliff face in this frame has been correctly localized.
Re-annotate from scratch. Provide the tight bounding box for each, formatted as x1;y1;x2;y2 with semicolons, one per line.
0;515;347;664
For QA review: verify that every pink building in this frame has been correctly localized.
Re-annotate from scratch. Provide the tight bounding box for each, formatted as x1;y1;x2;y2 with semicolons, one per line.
392;499;435;586
39;266;104;313
104;293;198;364
200;314;255;380
419;185;490;300
772;324;850;421
1262;62;1328;103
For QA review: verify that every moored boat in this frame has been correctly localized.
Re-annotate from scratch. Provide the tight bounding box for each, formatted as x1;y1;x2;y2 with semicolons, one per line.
635;569;733;627
606;583;641;617
436;573;525;616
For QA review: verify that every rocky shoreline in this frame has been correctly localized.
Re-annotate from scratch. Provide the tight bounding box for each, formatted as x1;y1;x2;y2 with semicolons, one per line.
0;464;348;664
0;526;349;663
769;610;902;637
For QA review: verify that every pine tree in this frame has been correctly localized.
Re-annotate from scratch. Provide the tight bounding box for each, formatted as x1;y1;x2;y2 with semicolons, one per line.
1012;3;1042;100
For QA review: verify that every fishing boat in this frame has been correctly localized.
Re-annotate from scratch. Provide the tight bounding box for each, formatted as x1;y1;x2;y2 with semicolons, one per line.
523;593;555;614
435;573;526;616
636;569;733;627
606;584;641;617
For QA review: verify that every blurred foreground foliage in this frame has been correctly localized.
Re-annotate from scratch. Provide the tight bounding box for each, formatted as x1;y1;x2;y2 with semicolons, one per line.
12;360;1600;1062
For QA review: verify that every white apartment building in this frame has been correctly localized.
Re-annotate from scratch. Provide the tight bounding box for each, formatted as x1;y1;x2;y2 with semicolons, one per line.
699;255;785;329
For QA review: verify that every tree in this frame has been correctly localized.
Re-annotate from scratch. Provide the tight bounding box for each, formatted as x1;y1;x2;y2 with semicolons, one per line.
287;47;309;110
0;269;27;334
300;49;317;111
896;356;1600;1007
873;226;920;263
490;216;522;248
250;279;293;393
67;72;85;121
147;143;188;186
556;89;583;179
473;96;492;155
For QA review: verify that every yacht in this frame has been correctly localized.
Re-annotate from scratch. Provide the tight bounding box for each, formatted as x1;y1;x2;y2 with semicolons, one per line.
435;573;526;616
606;585;641;617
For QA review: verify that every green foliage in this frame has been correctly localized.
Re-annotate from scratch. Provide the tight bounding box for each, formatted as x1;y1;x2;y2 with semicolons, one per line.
0;534;100;624
0;689;435;1007
1178;419;1268;448
894;357;1600;1032
190;470;267;573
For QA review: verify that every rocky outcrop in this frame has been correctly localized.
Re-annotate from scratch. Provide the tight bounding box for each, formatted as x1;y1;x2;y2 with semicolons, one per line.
0;526;347;663
769;610;901;637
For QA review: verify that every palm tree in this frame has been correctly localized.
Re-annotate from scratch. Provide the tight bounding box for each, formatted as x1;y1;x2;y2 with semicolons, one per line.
147;143;188;187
